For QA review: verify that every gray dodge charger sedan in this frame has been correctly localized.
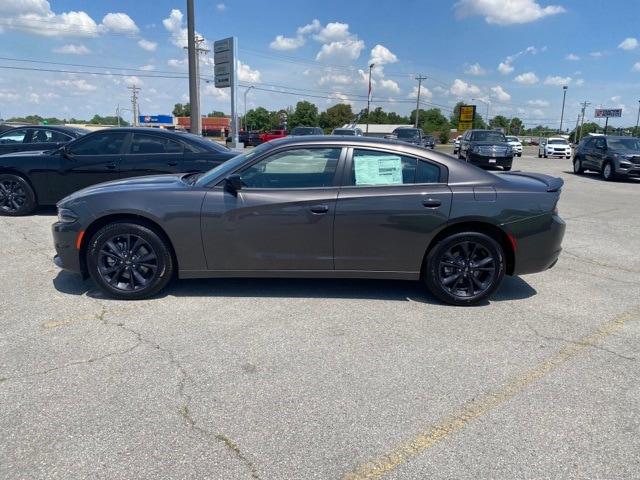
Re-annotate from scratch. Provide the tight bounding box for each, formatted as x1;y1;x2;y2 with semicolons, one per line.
53;136;566;305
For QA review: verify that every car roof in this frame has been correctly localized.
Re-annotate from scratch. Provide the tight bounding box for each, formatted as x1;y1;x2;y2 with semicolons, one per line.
1;125;82;133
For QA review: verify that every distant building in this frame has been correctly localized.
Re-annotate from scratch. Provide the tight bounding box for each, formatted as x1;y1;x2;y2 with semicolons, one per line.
176;116;230;138
342;123;413;137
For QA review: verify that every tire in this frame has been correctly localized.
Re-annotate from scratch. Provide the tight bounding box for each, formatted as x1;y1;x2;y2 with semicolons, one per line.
602;161;616;181
544;153;548;158
0;174;37;216
87;222;174;300
537;152;542;158
424;232;505;306
573;157;584;174
503;165;512;171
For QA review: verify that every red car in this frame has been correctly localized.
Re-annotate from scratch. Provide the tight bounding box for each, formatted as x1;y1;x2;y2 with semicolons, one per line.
259;129;288;143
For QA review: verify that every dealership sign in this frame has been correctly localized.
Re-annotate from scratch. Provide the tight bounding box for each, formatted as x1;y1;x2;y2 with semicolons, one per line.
594;108;622;118
458;105;476;132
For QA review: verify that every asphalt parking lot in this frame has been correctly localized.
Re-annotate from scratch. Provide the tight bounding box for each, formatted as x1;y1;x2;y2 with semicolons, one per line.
1;146;639;479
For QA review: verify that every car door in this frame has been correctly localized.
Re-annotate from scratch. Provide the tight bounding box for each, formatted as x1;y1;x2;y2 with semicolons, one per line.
120;133;185;178
200;146;344;271
589;137;606;170
333;147;452;273
54;131;127;199
28;128;73;153
0;128;29;154
461;131;471;156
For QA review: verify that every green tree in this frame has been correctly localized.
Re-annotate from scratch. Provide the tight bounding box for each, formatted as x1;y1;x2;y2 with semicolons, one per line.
387;112;410;124
172;103;190;116
319;103;354;131
288;101;319;128
489;115;509;129
412;108;449;133
244;107;271;131
439;130;450;144
508;117;523;135
207;111;225;117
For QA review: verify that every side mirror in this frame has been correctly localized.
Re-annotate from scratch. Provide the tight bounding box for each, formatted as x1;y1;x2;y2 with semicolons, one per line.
224;174;243;193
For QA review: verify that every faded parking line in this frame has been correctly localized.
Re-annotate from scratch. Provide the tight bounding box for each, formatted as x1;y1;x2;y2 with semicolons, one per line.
343;304;640;480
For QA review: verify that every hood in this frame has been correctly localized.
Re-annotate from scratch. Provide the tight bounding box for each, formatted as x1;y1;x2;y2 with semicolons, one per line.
59;174;187;205
471;141;511;147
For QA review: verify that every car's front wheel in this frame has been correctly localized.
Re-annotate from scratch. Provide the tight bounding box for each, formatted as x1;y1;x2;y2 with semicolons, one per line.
424;232;505;306
602;161;616;181
573;157;584;174
87;222;174;300
0;174;37;216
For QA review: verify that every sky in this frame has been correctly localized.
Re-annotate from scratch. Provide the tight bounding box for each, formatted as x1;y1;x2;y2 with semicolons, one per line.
0;0;639;130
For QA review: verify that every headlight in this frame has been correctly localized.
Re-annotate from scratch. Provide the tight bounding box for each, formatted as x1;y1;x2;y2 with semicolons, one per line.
57;208;78;223
471;145;480;153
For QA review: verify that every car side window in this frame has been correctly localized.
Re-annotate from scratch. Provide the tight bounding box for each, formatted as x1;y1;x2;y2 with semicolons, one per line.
594;138;605;149
0;129;28;144
69;132;127;155
349;149;440;186
30;129;71;143
240;147;340;189
130;134;184;154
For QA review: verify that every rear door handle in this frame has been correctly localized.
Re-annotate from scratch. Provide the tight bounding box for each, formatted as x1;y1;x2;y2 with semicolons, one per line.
106;163;117;170
167;161;178;166
422;199;442;208
310;204;329;214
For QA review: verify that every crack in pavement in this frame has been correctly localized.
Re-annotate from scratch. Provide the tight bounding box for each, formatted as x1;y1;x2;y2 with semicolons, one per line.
563;249;640;274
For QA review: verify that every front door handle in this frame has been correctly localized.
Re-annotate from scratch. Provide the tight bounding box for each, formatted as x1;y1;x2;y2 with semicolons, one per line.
310;204;329;214
422;199;442;208
167;161;178;166
105;163;117;170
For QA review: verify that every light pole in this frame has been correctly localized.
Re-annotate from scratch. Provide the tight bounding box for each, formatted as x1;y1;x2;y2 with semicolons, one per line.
635;100;640;137
366;63;374;135
243;85;254;131
472;98;490;126
559;85;568;133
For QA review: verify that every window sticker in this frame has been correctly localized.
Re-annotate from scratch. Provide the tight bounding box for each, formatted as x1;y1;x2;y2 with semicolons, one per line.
354;155;403;185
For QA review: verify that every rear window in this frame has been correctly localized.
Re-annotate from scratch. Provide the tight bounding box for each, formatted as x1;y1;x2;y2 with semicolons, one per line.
333;129;355;135
394;129;420;139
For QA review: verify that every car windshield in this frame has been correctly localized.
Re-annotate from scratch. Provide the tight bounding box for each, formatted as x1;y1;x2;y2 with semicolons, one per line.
333;129;354;135
506;136;519;142
607;138;640;151
291;127;316;135
472;131;506;142
548;139;568;145
395;129;419;139
195;142;272;186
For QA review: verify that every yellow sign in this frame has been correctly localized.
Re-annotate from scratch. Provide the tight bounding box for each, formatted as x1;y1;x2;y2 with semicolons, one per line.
458;121;473;132
459;105;476;122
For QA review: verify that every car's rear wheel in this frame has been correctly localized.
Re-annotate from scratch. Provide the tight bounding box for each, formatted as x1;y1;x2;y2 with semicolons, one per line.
424;232;505;306
573;157;584;174
87;222;174;300
0;174;37;216
503;165;512;171
602;161;616;181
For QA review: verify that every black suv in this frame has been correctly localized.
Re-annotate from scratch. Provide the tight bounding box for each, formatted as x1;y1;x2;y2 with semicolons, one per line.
424;134;436;149
392;127;429;147
458;129;513;171
573;135;640;181
291;126;323;136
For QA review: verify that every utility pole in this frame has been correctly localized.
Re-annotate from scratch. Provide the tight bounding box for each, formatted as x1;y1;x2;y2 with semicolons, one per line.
635;100;640;137
184;34;209;133
243;85;254;131
414;75;427;128
366;63;374;135
127;85;140;126
559;85;568;133
578;100;590;143
574;114;580;141
186;0;200;135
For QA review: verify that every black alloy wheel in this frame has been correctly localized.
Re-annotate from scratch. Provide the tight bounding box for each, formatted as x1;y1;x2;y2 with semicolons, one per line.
87;222;174;299
425;232;505;305
0;174;36;216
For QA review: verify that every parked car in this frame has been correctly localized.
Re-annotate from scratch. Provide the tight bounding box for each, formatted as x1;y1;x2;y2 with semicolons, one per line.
0;127;237;215
331;127;363;136
424;135;436;149
392;127;432;148
0;125;88;155
453;135;462;154
291;126;323;136
53;135;565;306
538;137;572;159
239;130;262;146
505;136;523;157
259;130;288;143
573;135;640;181
458;129;514;171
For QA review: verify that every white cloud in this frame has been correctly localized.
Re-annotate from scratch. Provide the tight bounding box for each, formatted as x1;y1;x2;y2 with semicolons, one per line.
566;53;580;61
589;51;603;58
408;85;432;99
0;1;100;37
454;0;565;25
297;19;321;35
140;64;155;71
379;78;401;94
618;37;638;51
203;83;230;100
464;63;486;75
498;62;514;74
514;72;539;84
575;78;585;86
316;39;365;63
101;12;139;34
0;91;20;102
369;44;398;66
52;43;90;55
216;3;226;11
237;61;261;83
527;99;549;107
450;79;481;97
313;22;351;43
611;96;621;103
167;58;187;69
138;39;157;51
269;34;305;50
531;108;546;118
163;9;188;48
491;85;511;102
318;73;352;85
327;92;352;106
124;75;143;87
544;75;571;86
632;62;640;72
46;78;96;92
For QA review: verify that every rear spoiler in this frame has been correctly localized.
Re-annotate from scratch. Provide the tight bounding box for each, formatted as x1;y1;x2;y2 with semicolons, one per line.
502;171;564;192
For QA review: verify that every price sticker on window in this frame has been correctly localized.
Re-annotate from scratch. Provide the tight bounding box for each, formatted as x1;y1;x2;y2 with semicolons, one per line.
354;155;403;185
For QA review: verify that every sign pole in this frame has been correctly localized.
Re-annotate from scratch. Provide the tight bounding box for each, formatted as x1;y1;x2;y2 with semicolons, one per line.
604;116;608;136
231;37;239;148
